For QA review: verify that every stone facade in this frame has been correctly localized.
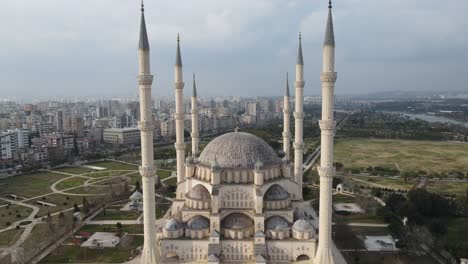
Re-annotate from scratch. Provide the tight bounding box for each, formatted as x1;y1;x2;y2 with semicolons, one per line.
160;132;317;263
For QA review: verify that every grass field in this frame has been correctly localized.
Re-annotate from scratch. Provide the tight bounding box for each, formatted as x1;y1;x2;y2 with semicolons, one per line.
342;252;438;264
335;138;468;173
55;177;89;190
0;172;66;198
86;161;137;170
0;204;33;227
79;224;144;234
29;194;85;217
0;228;22;246
39;235;143;263
93;210;141;221
53;167;95;175
426;181;468;197
351;176;415;191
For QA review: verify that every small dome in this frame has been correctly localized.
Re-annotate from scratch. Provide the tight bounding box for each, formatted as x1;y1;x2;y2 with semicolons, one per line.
129;191;142;201
266;216;289;230
187;185;211;200
222;213;254;230
187;216;209;230
264;185;289;201
186;155;194;164
164;218;182;231
292;219;314;232
199;132;282;169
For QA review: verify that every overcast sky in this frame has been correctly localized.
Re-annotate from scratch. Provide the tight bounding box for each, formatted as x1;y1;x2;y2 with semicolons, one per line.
0;0;467;101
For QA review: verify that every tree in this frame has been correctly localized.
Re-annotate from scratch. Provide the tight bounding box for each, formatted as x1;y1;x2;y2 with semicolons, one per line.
82;197;90;215
135;181;141;192
73;202;80;213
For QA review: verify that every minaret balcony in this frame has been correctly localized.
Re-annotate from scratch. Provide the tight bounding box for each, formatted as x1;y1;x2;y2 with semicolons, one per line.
174;81;185;90
138;74;153;85
138;120;154;131
320;72;337;82
319;120;336;131
295;80;305;88
317;166;335;178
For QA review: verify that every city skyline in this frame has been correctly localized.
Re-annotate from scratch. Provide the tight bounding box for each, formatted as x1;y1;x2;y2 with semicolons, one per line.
0;0;467;99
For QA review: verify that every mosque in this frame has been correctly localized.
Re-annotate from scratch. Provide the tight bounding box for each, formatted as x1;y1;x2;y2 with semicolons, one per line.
136;1;345;263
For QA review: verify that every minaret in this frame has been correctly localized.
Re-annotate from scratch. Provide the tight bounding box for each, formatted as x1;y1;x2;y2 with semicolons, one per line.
174;35;186;188
191;73;199;157
293;33;305;199
137;2;158;263
282;72;291;160
315;1;339;263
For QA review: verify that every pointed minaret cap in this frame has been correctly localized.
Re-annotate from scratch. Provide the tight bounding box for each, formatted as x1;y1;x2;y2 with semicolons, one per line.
285;72;290;97
138;0;150;50
324;0;335;46
175;34;183;66
192;73;197;97
296;33;304;65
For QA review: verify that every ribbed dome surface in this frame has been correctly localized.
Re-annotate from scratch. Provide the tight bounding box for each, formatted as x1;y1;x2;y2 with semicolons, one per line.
187;185;211;200
266;216;289;230
264;185;289;201
292;219;314;232
222;213;254;230
187;216;209;230
198;132;281;169
164;218;182;231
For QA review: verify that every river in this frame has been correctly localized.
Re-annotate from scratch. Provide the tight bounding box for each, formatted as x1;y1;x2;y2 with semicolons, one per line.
386;112;468;128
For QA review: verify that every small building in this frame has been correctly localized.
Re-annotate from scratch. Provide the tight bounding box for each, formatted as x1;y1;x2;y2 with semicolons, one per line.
103;127;140;145
81;232;120;248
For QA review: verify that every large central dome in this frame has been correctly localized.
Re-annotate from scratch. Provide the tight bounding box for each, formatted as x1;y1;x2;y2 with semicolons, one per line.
198;132;282;169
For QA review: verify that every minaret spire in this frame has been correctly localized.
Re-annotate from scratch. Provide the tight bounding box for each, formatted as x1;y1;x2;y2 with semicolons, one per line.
293;32;305;199
138;0;149;51
136;2;158;263
324;0;335;46
192;73;197;97
297;32;304;65
283;72;291;160
174;34;186;194
191;73;199;157
175;33;182;66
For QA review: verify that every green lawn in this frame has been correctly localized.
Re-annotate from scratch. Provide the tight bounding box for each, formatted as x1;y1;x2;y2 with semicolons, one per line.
79;224;143;234
441;217;468;258
342;252;438;264
93;210;141;221
333;194;357;203
55;177;89;191
349;226;390;236
86;161;137;170
351;176;415;191
164;177;177;187
53;167;95;175
0;204;33;227
0;172;66;198
85;170;132;178
426;181;468;197
157;170;172;180
29;194;87;217
335;138;468;173
65;186;112;195
0;228;23;246
40;236;143;263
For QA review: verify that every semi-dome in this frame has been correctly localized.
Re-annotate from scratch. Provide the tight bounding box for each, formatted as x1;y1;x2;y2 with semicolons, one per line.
264;185;289;201
222;213;254;230
187;185;211;200
187;216;209;230
266;216;289;230
198;132;282;169
292;219;314;232
164;218;182;231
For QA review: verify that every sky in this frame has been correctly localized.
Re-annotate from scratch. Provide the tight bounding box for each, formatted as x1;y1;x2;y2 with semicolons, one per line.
0;0;467;101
